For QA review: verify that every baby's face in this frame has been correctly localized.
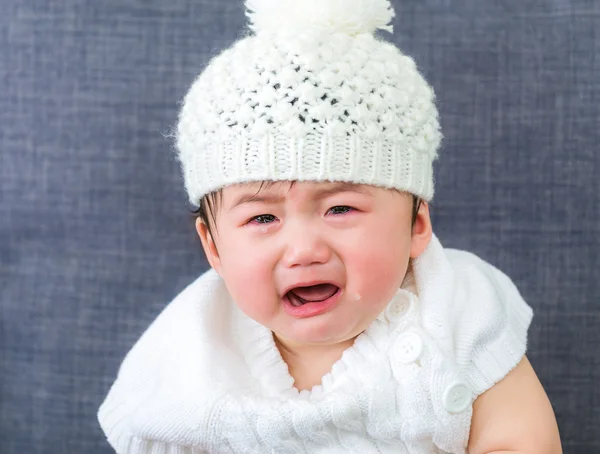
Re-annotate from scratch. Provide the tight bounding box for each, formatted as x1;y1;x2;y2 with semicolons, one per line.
196;181;431;347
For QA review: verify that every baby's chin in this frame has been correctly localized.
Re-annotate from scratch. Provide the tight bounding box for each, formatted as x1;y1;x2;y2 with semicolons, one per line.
273;311;375;348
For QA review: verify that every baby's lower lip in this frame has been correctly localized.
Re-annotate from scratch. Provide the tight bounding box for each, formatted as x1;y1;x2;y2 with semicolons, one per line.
282;288;341;319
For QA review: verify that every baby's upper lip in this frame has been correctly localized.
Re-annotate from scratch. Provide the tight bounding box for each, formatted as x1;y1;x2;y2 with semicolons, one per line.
281;280;341;297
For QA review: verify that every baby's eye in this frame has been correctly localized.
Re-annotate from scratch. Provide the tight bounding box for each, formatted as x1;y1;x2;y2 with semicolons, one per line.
249;214;277;224
327;205;354;215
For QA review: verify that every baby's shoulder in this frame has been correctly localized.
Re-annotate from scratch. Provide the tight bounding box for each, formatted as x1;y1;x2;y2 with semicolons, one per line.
443;247;528;313
417;245;534;396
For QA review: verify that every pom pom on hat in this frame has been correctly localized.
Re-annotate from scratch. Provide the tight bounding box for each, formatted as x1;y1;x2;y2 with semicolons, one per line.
245;0;395;36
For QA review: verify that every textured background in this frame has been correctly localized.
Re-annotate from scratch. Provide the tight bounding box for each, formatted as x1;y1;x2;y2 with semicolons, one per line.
1;0;599;452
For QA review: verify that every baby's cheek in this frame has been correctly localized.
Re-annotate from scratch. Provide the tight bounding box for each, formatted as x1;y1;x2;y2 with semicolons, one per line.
221;250;278;320
350;241;408;303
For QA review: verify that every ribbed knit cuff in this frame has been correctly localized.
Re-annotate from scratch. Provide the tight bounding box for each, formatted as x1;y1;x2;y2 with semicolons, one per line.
180;132;435;206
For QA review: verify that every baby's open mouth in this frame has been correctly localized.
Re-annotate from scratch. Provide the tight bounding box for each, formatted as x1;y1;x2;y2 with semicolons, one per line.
286;283;340;307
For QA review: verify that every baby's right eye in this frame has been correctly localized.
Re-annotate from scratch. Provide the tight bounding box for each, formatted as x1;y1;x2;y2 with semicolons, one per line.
249;214;277;224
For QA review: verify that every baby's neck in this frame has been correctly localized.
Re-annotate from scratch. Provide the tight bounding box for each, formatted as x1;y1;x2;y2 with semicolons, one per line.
273;334;358;391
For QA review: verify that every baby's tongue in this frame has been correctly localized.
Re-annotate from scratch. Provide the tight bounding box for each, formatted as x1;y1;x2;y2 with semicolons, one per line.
290;283;338;303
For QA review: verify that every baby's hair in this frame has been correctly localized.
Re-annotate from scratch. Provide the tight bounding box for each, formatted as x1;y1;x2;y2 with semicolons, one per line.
190;182;424;240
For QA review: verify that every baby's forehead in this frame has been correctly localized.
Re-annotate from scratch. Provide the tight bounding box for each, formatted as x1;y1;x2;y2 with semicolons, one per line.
219;181;411;209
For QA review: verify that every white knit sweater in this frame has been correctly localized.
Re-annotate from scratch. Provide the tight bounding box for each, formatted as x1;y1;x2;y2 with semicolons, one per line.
98;233;533;453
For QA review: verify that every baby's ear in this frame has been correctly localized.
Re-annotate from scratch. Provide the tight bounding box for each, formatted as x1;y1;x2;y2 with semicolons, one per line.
410;201;432;259
195;218;222;274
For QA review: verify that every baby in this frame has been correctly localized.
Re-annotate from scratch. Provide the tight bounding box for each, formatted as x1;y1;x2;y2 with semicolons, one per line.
98;0;562;453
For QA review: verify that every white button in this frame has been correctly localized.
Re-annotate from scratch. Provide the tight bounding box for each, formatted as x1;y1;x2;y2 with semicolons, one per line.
384;292;412;323
443;382;471;413
394;332;423;364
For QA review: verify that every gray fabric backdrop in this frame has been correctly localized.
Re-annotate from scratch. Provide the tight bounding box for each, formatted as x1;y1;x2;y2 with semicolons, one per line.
1;0;598;452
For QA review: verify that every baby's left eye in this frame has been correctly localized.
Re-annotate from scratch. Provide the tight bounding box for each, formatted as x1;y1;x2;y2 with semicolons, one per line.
327;205;354;215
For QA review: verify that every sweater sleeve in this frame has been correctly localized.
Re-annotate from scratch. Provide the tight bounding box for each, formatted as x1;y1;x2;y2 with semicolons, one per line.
444;250;535;397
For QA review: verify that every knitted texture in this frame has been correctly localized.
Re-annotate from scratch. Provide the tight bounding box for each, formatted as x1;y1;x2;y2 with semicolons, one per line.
97;233;534;453
174;0;442;207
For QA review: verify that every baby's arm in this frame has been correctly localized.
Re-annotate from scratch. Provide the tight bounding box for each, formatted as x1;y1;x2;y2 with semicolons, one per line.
466;355;562;454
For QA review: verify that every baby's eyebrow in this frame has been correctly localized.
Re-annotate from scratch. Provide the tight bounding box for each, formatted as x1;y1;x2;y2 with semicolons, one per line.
230;192;283;209
229;182;371;210
312;182;372;200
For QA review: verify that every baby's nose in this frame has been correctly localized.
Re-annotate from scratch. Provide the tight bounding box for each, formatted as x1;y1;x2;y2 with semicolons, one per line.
281;228;332;268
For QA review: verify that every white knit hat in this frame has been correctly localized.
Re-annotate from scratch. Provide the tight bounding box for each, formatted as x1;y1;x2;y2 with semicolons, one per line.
175;0;442;207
